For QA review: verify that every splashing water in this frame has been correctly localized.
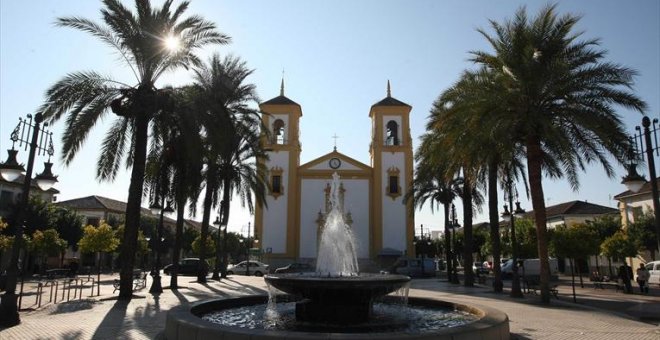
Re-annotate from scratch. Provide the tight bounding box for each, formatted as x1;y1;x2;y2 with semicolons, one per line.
315;172;359;276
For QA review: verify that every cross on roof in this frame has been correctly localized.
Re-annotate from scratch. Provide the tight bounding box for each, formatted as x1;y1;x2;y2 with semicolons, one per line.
332;133;339;151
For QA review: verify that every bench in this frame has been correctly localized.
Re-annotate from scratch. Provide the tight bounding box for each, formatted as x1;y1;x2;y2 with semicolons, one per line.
594;281;624;292
523;277;559;298
113;271;148;293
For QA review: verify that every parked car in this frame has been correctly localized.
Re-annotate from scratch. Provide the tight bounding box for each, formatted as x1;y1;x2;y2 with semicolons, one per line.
163;258;208;276
274;262;314;274
501;258;558;278
382;257;436;278
646;261;660;286
472;262;489;275
227;261;270;276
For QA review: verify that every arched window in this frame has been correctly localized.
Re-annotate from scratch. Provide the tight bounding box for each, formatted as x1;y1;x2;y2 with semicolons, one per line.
386;120;399;146
272;119;285;144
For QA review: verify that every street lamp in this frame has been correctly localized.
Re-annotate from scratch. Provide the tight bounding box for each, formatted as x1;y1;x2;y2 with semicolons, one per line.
0;113;58;326
502;177;524;298
622;116;660;253
211;214;226;280
246;222;252;276
148;197;173;294
449;203;460;284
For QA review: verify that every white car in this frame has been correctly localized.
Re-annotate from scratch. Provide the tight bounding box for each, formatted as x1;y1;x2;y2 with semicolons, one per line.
227;261;270;276
646;261;660;286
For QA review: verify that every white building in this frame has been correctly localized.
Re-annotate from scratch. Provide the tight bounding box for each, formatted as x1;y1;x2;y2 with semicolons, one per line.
255;82;414;269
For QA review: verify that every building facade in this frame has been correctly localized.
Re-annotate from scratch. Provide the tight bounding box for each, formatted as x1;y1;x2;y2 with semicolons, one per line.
255;83;414;269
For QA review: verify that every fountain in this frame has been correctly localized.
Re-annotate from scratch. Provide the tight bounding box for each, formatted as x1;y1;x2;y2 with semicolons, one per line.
164;173;510;339
265;172;410;324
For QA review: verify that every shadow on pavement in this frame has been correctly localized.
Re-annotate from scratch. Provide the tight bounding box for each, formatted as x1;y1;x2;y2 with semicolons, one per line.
91;299;129;339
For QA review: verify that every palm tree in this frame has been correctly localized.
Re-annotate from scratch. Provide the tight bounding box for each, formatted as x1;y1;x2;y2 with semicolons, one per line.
39;0;228;298
407;154;462;283
190;55;267;281
145;86;203;289
471;4;647;302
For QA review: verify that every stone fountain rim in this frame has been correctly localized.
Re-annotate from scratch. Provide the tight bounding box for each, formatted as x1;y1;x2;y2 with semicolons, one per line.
165;294;510;340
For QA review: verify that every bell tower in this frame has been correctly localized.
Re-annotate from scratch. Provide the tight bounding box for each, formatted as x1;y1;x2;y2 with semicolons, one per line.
369;81;414;257
256;79;302;260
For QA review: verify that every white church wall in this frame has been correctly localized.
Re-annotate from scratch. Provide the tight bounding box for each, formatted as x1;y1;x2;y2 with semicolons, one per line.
262;151;290;254
381;152;407;253
299;178;370;259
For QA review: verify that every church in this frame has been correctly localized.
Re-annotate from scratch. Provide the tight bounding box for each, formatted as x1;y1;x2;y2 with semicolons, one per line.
254;81;414;269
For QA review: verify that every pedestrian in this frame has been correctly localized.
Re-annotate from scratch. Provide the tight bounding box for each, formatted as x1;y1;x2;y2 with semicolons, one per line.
636;263;650;294
619;263;633;293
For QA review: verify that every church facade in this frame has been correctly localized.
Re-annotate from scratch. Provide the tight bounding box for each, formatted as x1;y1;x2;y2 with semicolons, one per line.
254;83;414;268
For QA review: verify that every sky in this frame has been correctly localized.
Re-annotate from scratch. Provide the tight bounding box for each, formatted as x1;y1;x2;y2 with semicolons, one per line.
1;1;659;236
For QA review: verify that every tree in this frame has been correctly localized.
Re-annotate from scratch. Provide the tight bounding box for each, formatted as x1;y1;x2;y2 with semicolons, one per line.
552;224;599;301
407;153;462;283
601;231;637;262
586;215;622;275
78;221;120;294
191;55;267;280
627;212;658;260
192;234;216;258
31;229;67;272
40;0;228;299
471;4;647;302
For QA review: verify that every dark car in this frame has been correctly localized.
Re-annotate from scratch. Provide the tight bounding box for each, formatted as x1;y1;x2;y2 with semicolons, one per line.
274;262;314;274
163;258;208;276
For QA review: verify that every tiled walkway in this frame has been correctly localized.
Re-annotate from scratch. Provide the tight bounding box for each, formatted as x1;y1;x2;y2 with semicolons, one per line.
0;274;658;339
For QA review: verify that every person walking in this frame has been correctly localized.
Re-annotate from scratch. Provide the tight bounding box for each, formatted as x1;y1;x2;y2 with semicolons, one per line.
636;263;650;294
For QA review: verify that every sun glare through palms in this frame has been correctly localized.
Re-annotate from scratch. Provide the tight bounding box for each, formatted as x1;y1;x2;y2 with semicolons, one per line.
164;35;180;52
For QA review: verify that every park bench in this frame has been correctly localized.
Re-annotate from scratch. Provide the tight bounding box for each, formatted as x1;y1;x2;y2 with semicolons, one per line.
523;276;559;298
45;268;71;280
113;270;148;293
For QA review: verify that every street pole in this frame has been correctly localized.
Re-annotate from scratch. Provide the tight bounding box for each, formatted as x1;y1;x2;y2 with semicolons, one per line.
505;176;524;298
246;222;251;276
149;195;165;294
450;204;460;284
640;117;660;253
0;113;56;326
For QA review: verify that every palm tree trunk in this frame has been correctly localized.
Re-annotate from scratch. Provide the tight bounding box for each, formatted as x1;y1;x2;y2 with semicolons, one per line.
220;178;231;278
462;177;475;287
443;203;452;281
118;114;149;299
488;161;503;292
198;165;217;283
170;198;185;289
526;137;551;303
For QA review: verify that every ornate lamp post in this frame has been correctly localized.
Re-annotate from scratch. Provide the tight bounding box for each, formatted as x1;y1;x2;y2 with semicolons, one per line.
502;176;525;298
449;203;460;284
212;214;227;280
149;198;173;294
622;116;660;253
0;113;58;326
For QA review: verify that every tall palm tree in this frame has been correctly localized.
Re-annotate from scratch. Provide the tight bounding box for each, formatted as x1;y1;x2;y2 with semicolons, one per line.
39;0;228;298
145;86;203;289
407;154;462;283
471;4;646;302
217;118;268;278
190;55;267;281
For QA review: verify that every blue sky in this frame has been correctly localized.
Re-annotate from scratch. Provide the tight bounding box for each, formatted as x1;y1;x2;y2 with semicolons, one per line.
1;1;659;235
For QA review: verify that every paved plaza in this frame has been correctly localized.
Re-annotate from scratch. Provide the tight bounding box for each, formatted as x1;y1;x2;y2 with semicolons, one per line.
0;273;658;339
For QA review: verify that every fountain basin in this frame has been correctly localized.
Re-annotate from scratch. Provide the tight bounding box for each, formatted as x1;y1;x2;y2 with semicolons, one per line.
164;295;510;340
264;273;410;323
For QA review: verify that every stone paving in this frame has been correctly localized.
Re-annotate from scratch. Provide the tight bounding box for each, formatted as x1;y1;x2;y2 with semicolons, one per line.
0;273;658;339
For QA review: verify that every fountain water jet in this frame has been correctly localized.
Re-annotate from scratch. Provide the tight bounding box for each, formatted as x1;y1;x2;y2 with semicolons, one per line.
265;172;410;323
